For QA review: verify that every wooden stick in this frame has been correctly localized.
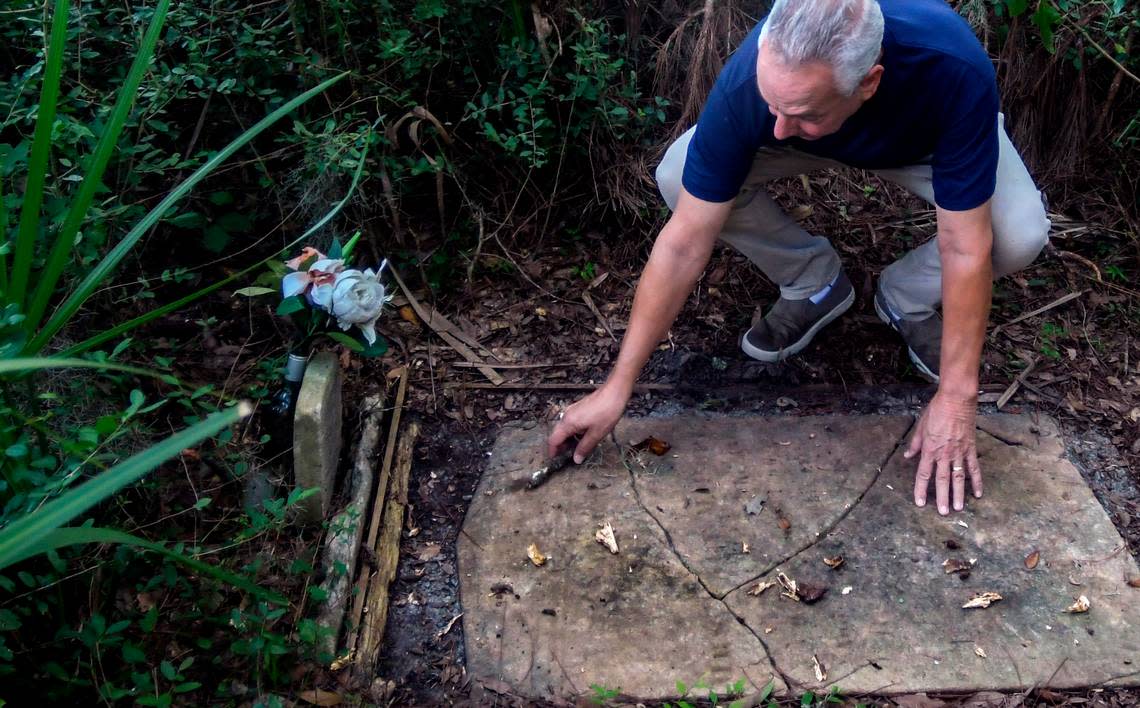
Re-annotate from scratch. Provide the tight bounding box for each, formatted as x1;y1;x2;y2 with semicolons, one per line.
581;291;617;342
448;381;675;392
992;291;1083;337
452;361;578;370
356;419;420;675
389;265;505;386
996;358;1037;410
343;367;407;662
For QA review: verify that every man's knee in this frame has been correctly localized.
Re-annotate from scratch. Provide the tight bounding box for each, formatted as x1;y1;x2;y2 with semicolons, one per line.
993;198;1050;276
655;128;695;212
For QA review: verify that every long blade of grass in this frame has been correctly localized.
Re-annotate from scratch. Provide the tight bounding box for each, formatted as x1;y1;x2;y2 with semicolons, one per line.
28;71;350;353
9;0;70;307
25;0;173;332
14;527;287;603
0;403;249;569
56;131;371;358
1;176;9;293
0;356;176;384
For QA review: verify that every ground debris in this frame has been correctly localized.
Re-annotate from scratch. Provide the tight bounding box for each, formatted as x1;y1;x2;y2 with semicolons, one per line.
1024;549;1040;569
594;522;619;554
943;558;976;575
812;654;826;682
527;543;546;567
1065;595;1091;613
823;555;844;569
962;591;1003;609
974;646;987;658
631;435;671;455
776;570;827;604
748;580;777;596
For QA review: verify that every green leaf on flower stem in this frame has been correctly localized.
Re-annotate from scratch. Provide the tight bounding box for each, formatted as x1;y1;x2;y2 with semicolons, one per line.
360;337;388;358
276;296;306;316
325;331;363;352
327;237;343;260
233;286;276;297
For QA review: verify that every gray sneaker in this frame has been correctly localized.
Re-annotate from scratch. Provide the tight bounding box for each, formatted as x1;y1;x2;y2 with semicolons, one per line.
874;291;941;382
741;271;854;362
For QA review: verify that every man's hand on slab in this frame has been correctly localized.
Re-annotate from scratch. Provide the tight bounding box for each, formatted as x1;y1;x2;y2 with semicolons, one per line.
905;392;983;514
546;384;629;464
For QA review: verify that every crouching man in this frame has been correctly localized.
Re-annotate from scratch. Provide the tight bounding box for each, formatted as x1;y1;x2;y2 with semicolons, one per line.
548;0;1050;515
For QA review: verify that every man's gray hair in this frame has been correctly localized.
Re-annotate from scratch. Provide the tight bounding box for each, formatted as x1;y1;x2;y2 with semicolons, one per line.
758;0;884;96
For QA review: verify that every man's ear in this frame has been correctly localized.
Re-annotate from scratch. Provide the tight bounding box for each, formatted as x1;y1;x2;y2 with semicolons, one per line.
858;63;884;101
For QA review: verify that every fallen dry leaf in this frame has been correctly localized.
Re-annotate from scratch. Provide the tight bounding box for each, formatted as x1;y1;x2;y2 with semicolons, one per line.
1024;550;1040;570
595;522;619;554
823;555;845;569
777;517;791;531
742;541;750;554
398;305;419;325
956;520;969;528
841;586;853;595
776;571;799;600
527;543;546;567
1065;595;1090;613
812;654;826;682
974;646;987;658
1127;577;1140;588
298;689;343;706
418;543;441;562
748;581;777;596
328;650;354;672
943;558;975;575
631;436;671;456
962;591;1003;609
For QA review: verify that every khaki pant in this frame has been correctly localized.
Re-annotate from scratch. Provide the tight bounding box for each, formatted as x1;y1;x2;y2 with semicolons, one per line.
655;114;1050;320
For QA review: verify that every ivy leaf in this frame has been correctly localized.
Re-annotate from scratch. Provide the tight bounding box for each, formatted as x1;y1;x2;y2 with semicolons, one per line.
275;296;306;316
233;286;276;297
1005;0;1027;16
359;336;388;358
325;331;363;352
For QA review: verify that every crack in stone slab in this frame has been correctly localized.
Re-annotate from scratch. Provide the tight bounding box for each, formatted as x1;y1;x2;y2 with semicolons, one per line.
616;436;792;692
720;416;917;599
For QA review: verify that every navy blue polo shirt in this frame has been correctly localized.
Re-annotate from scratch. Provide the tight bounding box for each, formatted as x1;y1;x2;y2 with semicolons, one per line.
682;0;999;211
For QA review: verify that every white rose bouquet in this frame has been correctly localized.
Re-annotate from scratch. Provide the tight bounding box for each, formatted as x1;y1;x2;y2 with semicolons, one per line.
237;232;392;356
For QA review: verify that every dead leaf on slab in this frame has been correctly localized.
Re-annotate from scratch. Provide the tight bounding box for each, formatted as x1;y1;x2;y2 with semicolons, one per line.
823;555;844;569
631;436;671;456
812;654;826;682
1126;577;1140;588
298;689;343;706
1065;595;1091;613
962;591;1003;609
595;522;619;554
527;543;547;567
974;646;987;658
418;543;441;562
777;517;791;531
748;580;777;596
943;558;976;575
776;570;827;604
1024;549;1040;569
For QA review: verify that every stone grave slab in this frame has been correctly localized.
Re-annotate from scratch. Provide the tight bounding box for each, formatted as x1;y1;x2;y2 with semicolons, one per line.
459;414;1140;702
724;414;1140;694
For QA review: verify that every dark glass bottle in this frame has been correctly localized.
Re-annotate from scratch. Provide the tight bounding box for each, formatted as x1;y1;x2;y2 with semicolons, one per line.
265;352;308;464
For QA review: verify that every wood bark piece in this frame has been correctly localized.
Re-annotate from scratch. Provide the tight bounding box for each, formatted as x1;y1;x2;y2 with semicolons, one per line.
996;358;1037;410
355;419;420;675
388;265;504;386
343;367;408;663
314;392;386;659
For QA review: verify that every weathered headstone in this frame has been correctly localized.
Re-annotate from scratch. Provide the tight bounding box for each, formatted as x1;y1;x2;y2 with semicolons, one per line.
459;414;1140;702
293;351;343;524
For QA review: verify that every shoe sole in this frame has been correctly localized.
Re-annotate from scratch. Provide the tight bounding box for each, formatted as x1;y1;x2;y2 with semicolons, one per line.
874;296;940;383
740;289;855;363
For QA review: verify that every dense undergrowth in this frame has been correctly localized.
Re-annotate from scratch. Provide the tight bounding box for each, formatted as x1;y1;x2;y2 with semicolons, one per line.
0;0;1136;704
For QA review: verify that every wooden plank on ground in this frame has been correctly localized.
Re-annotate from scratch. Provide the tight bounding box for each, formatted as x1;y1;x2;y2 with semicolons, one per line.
355;419;420;674
342;367;407;664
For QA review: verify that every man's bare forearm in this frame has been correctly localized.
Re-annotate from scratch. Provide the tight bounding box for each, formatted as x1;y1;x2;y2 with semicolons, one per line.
608;221;717;392
937;204;994;399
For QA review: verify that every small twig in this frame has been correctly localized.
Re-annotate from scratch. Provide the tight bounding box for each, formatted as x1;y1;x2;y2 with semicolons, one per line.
581;291;617;342
996;357;1038;410
992;291;1084;338
452;361;577;370
447;382;673;392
